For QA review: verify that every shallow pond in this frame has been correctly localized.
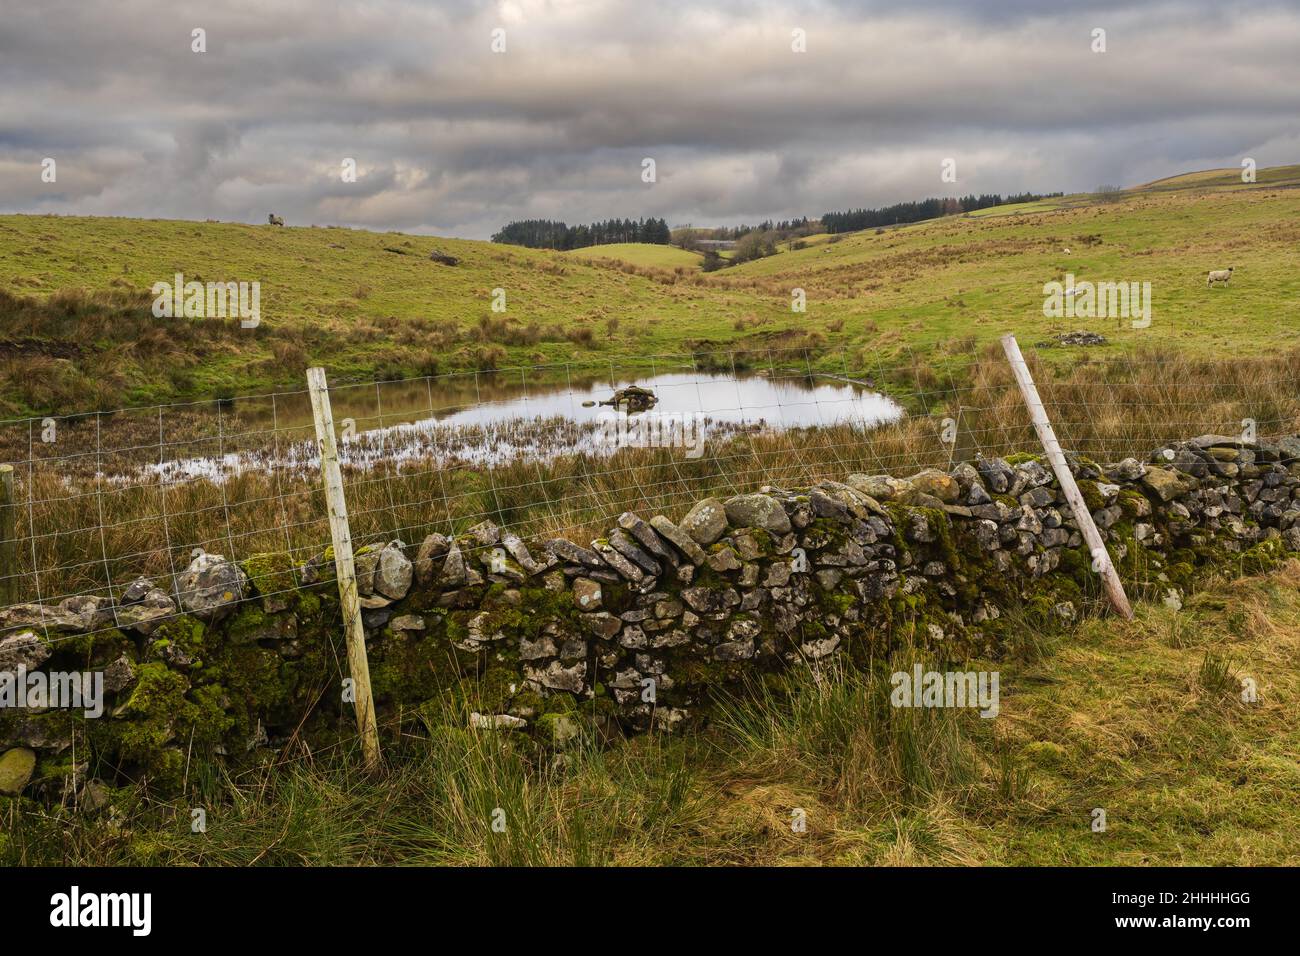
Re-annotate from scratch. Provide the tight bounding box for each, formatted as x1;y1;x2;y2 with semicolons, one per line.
146;371;904;480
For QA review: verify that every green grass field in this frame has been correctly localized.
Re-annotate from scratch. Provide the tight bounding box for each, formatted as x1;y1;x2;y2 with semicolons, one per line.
1135;163;1300;192
3;165;1299;416
723;176;1300;362
563;242;704;269
779;232;834;250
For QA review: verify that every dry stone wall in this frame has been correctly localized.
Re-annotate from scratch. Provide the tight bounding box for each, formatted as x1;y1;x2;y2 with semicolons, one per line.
5;432;1300;797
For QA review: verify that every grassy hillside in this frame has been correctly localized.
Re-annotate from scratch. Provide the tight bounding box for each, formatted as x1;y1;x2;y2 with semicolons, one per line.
725;181;1300;357
563;242;703;269
0;217;775;414
2;165;1299;416
8;560;1298;866
1135;163;1300;192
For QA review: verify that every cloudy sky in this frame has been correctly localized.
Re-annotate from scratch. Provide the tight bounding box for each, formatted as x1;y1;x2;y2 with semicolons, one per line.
2;0;1298;239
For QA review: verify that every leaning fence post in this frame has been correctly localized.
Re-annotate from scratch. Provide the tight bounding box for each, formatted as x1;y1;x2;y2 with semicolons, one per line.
1000;334;1134;620
0;464;15;606
306;367;382;770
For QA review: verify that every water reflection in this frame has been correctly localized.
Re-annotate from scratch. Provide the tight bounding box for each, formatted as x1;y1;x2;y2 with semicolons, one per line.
423;372;899;430
148;371;904;481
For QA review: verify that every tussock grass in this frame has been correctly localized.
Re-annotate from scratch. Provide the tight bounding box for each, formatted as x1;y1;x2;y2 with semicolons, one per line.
710;660;977;813
4;346;1299;613
8;561;1298;866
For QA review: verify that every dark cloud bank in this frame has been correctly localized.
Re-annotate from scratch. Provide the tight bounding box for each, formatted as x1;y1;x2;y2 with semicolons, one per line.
1;0;1298;238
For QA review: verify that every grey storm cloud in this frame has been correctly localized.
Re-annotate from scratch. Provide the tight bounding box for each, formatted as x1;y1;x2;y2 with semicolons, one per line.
1;0;1298;237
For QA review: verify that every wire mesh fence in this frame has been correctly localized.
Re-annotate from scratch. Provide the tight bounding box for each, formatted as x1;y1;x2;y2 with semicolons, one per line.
3;341;1300;652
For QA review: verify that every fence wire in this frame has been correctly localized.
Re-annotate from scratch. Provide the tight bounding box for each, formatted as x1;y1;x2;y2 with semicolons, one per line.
3;341;1300;652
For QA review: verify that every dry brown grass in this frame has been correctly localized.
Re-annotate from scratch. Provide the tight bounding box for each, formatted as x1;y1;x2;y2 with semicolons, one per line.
3;347;1299;612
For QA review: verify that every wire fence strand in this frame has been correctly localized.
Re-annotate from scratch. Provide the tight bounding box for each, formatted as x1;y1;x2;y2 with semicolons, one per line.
3;342;1299;647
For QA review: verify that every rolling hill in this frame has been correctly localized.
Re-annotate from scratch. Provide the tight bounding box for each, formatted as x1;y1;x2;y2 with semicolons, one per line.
2;164;1299;416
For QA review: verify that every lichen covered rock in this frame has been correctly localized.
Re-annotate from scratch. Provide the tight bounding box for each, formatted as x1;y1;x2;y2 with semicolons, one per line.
176;551;248;621
0;747;36;796
11;432;1300;800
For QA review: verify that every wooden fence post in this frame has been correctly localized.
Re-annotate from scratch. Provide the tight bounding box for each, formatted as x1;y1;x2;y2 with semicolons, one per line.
1001;334;1134;620
306;367;382;770
0;464;15;607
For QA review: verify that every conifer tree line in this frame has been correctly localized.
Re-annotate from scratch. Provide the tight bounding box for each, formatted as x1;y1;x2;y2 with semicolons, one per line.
491;217;672;249
491;191;1065;252
694;218;813;241
820;192;1062;233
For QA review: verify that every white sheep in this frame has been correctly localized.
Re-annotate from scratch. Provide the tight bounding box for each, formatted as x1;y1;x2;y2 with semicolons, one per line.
268;213;285;227
1207;267;1233;287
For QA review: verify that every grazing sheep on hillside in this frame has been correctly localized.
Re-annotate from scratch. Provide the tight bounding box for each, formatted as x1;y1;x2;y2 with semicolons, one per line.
268;214;285;227
1207;267;1233;287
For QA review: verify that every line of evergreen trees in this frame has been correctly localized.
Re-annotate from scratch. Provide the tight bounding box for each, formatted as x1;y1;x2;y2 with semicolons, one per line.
821;192;1062;233
697;217;814;241
491;217;672;249
492;190;1064;251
